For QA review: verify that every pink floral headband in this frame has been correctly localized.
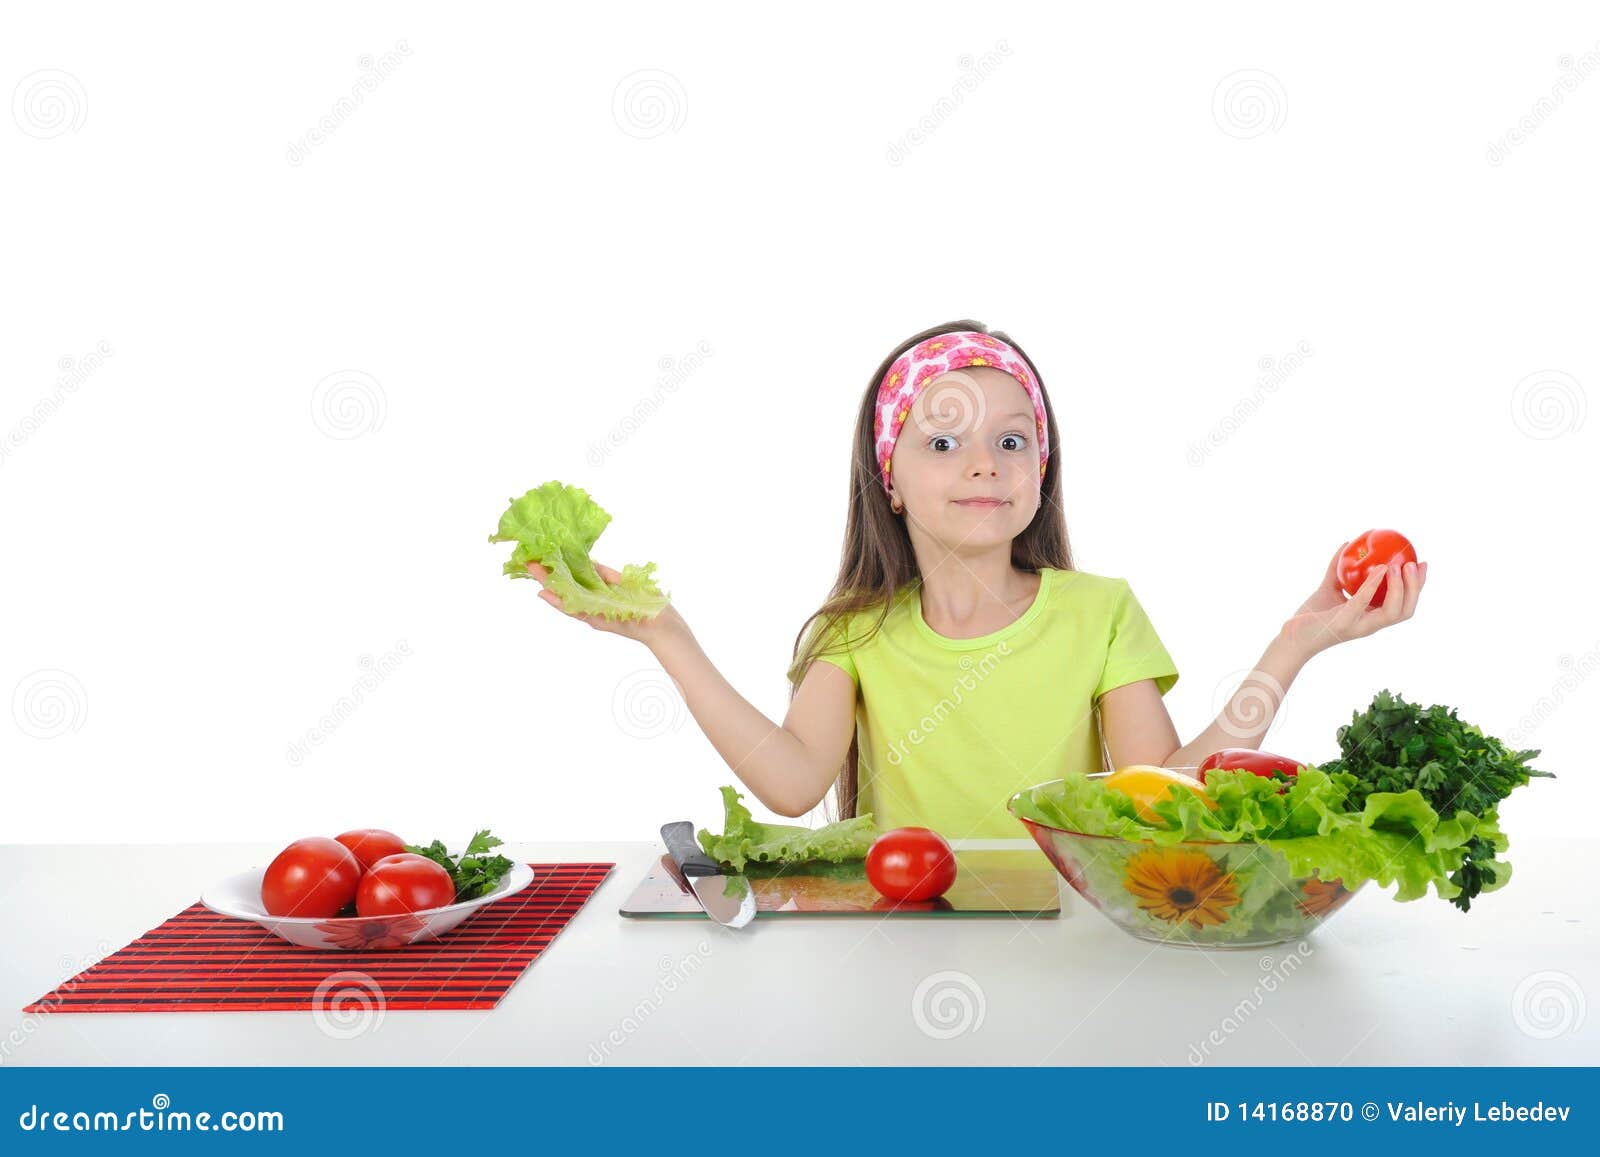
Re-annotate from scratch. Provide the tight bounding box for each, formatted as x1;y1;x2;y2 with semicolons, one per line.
873;331;1049;493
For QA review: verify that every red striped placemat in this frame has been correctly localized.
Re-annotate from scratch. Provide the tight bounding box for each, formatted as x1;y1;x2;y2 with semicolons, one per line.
23;863;614;1013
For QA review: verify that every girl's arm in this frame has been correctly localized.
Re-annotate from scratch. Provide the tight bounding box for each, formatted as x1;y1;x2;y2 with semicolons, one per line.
526;560;855;818
1098;634;1311;774
1100;552;1425;774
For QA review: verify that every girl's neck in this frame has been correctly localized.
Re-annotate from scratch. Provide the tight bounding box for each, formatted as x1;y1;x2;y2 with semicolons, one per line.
915;552;1040;638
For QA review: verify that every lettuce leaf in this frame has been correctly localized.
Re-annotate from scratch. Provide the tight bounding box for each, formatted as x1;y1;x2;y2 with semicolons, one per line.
1011;767;1497;906
696;785;879;871
490;481;668;620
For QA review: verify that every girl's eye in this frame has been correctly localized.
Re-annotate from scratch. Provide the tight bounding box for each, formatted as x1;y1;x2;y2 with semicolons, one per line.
928;432;1030;452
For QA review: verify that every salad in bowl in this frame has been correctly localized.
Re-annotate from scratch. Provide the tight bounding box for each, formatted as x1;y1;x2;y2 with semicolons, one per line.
1009;690;1551;948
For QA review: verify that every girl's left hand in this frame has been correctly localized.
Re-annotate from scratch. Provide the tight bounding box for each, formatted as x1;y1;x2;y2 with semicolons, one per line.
1280;539;1428;658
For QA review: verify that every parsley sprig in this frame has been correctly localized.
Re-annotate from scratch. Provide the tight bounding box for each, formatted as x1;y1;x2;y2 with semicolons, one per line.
402;829;516;902
1320;689;1552;911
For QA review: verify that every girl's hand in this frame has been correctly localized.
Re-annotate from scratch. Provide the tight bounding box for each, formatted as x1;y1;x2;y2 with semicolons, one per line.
524;560;686;649
1280;540;1428;659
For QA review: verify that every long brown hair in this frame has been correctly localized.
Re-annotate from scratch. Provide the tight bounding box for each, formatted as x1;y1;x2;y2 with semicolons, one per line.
787;318;1075;822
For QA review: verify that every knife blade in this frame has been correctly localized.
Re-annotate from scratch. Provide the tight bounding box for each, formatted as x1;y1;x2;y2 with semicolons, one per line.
660;821;756;928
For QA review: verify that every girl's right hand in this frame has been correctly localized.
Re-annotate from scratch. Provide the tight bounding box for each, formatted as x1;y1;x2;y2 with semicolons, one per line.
524;560;686;649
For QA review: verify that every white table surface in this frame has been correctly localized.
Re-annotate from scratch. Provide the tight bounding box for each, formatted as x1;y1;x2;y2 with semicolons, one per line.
1;839;1596;1067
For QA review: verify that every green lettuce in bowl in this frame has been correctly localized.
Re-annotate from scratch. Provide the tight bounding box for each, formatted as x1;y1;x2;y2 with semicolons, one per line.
1011;756;1542;946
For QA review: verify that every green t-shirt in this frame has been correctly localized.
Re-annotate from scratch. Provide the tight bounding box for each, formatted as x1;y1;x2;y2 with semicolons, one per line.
788;568;1179;839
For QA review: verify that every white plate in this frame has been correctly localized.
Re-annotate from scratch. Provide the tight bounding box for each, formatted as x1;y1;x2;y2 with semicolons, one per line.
200;861;535;950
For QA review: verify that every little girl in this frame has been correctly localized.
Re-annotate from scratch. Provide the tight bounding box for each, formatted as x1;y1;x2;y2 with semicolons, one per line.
525;320;1427;839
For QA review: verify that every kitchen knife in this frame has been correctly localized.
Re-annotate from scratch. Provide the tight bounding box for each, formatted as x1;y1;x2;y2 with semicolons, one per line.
660;821;756;928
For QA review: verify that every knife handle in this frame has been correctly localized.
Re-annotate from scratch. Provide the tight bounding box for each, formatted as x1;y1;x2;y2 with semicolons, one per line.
661;821;722;878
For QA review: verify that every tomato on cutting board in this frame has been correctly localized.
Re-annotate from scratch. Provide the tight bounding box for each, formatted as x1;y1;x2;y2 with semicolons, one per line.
1336;529;1417;608
1103;765;1214;822
334;828;408;870
865;827;958;902
356;853;458;917
260;837;363;918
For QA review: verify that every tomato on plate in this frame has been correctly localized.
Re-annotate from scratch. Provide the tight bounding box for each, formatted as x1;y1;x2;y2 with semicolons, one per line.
355;853;458;917
260;837;363;918
1198;749;1303;788
1337;529;1417;609
334;828;408;871
1103;764;1214;822
865;827;957;902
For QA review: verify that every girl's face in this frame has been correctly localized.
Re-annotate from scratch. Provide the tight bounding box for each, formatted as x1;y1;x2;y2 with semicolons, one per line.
886;366;1043;550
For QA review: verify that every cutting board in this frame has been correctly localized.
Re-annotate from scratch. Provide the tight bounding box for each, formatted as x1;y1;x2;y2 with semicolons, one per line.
619;846;1060;918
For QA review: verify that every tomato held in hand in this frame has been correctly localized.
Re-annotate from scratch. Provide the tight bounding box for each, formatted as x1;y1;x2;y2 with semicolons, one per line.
865;827;957;902
334;828;407;870
355;853;458;917
261;837;363;918
1198;749;1303;788
1337;529;1417;609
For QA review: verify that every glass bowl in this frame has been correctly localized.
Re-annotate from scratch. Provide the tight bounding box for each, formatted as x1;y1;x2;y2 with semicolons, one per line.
1008;771;1362;948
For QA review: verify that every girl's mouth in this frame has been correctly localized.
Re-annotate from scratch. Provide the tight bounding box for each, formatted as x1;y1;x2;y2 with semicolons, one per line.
953;498;1007;508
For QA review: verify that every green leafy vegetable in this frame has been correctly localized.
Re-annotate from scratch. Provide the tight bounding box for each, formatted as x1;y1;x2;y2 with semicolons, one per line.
1319;689;1551;910
1012;755;1537;910
696;785;879;872
490;481;668;620
403;829;516;902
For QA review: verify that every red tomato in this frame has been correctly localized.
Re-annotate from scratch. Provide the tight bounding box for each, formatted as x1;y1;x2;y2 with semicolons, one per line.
260;837;363;918
334;828;407;870
355;853;457;917
1336;529;1417;609
865;827;957;902
1198;748;1303;788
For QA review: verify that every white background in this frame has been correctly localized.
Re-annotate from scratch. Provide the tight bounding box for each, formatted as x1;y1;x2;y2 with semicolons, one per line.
3;3;1596;849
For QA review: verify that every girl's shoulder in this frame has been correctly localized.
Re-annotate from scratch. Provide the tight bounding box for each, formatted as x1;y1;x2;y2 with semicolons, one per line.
787;595;901;686
1044;568;1136;608
1049;569;1126;598
822;589;910;645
